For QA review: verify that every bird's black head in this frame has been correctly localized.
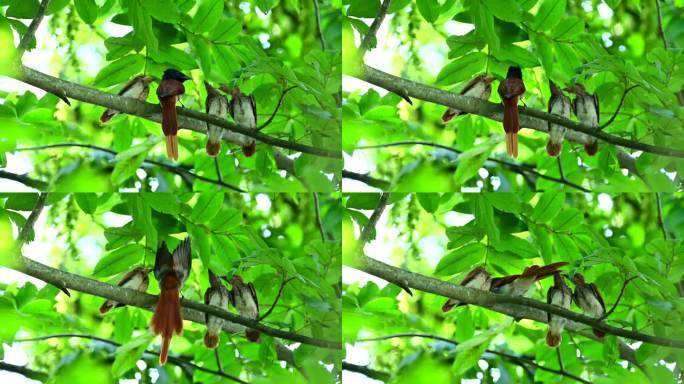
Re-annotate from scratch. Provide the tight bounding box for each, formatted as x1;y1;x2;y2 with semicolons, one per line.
162;69;191;82
506;66;522;80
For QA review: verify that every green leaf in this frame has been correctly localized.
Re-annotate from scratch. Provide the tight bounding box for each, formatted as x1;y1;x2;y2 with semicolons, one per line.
453;139;495;185
473;1;500;53
111;334;153;377
416;0;440;23
74;0;98;24
189;224;211;268
451;333;494;376
6;0;38;19
484;193;521;214
445;224;485;249
483;0;521;22
129;196;157;251
111;152;146;185
191;192;224;223
472;195;499;242
210;235;238;275
94;54;145;88
551;16;584;40
208;207;242;232
436;52;486;85
347;0;379;18
434;243;486;276
74;193;98;214
211;18;241;43
531;190;565;223
129;0;158;55
93;244;144;277
417;194;440;213
493;234;539;259
553;233;580;260
190;0;223;34
189;35;211;77
5;193;38;211
140;193;179;215
551;208;583;231
141;0;179;24
533;0;566;31
532;33;554;76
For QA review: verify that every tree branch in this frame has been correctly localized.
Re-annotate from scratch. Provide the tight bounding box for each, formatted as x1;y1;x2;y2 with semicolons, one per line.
16;0;50;56
13;333;247;383
15;143;244;192
0;362;48;382
354;64;684;158
313;193;327;241
354;255;684;349
342;362;391;382
356;141;590;192
13;256;341;349
357;192;390;249
16;192;47;246
355;333;590;384
15;65;340;159
0;170;48;190
312;0;326;50
598;85;639;130
656;193;668;240
359;0;391;55
655;0;669;49
342;170;390;190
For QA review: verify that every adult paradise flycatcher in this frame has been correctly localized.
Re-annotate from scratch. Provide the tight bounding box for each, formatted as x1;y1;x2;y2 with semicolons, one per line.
203;269;229;348
228;275;260;342
546;81;572;157
150;238;191;365
157;69;191;160
497;67;525;158
99;266;150;314
546;273;572;347
204;81;228;157
441;266;492;312
442;75;495;122
100;75;154;123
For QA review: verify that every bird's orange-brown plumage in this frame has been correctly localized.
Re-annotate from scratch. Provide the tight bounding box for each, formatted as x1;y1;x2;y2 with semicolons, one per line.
150;274;183;365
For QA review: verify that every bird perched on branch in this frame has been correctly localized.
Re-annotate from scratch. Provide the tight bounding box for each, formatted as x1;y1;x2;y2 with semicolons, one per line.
441;266;492;312
546;81;572;157
566;84;600;156
203;270;229;349
157;69;191;160
497;66;526;158
204;81;228;157
442;75;495;122
546;273;572;347
226;86;257;157
572;273;605;339
228;275;260;342
150;238;191;365
99;266;150;314
490;262;568;297
100;75;154;123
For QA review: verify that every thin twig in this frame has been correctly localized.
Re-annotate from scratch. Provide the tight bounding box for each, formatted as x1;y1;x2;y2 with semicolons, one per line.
214;157;223;183
259;277;296;321
257;86;298;131
356;141;590;192
655;0;669;49
357;193;390;248
556;347;565;372
342;170;390;190
656;193;668;240
215;348;224;373
16;192;48;245
342;362;391;381
598;85;639;130
356;333;590;384
312;0;326;50
359;0;391;55
0;170;48;190
17;0;50;56
557;157;566;181
0;362;48;382
313;193;327;241
15;143;244;192
601;277;637;321
14;334;247;383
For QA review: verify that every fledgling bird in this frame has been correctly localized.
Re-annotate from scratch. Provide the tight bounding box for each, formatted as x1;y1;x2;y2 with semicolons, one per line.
203;270;230;349
100;75;154;123
572;273;605;339
497;67;526;158
566;84;600;156
442;75;495;122
546;273;572;348
546;81;572;157
99;266;151;314
227;86;258;157
228;275;260;342
441;266;492;312
204;81;228;157
157;69;192;161
150;238;191;365
490;262;569;297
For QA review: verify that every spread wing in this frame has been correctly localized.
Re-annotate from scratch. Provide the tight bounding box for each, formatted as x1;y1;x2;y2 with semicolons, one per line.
491;275;519;290
173;238;192;272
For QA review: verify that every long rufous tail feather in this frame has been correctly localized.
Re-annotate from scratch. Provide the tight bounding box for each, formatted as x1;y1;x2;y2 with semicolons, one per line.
503;98;519;158
165;135;178;161
151;275;182;365
160;97;178;160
